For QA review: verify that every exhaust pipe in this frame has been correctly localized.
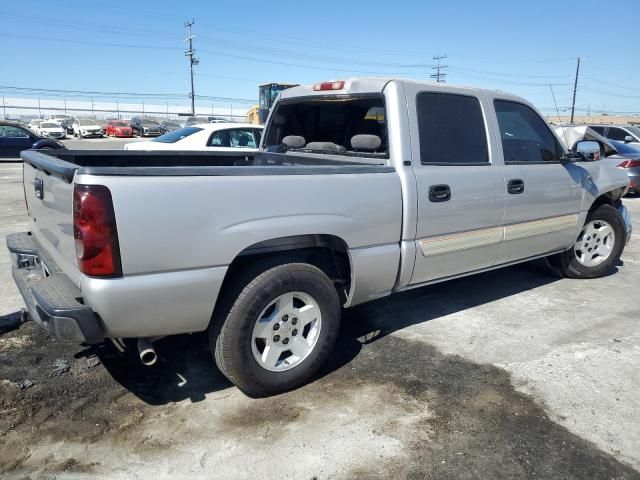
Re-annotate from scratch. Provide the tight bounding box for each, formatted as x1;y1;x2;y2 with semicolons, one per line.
137;338;157;366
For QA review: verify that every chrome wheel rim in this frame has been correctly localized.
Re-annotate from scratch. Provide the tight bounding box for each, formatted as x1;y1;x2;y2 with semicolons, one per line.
251;291;322;372
574;219;615;267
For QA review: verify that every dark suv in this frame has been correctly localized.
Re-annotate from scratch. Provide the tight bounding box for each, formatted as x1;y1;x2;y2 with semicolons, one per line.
130;117;162;137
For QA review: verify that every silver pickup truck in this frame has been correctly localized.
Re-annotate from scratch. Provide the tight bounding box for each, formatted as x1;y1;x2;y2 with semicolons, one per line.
8;78;632;396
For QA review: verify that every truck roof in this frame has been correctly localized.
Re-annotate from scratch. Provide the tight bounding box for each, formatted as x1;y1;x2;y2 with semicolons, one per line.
279;77;522;102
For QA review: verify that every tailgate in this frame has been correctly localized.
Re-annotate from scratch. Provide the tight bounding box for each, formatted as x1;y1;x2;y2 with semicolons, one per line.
22;154;81;286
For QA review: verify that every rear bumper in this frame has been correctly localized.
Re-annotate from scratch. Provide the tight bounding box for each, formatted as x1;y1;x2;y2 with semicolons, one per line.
7;232;104;344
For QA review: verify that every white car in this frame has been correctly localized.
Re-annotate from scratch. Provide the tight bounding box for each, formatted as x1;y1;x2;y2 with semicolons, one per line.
28;119;44;132
38;122;67;139
73;118;104;138
124;123;263;152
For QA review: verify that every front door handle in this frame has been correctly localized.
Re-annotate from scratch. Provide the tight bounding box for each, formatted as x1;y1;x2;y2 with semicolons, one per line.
429;184;451;202
507;179;525;194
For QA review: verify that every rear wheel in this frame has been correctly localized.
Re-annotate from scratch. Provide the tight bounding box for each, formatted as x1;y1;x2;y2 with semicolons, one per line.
554;204;625;279
210;262;341;397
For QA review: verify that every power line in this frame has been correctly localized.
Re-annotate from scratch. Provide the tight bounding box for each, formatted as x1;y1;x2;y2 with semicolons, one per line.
0;85;255;103
430;55;447;83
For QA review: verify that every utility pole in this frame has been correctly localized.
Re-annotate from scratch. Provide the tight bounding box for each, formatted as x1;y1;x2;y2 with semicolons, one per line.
116;100;120;118
91;98;94;115
430;54;447;83
64;99;67;115
184;20;199;116
38;98;41;118
2;97;6;119
570;57;581;124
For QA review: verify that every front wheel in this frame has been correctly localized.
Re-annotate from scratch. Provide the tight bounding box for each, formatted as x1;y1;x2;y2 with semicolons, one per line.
210;262;341;397
554;204;626;279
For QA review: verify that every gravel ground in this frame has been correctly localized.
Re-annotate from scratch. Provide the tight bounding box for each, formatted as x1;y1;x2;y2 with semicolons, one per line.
0;154;639;480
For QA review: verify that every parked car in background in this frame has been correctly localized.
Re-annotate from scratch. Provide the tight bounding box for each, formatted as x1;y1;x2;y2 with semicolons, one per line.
105;120;133;137
28;119;44;131
49;114;72;124
0;121;65;160
608;140;640;195
130;117;162;137
589;124;640;147
159;120;181;134
38;121;66;139
73;118;104;138
123;123;262;151
60;118;75;134
209;116;231;123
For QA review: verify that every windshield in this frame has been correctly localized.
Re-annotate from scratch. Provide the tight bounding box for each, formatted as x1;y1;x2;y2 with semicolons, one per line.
141;120;159;126
113;122;129;127
41;123;58;128
153;127;203;143
264;96;388;157
79;119;98;126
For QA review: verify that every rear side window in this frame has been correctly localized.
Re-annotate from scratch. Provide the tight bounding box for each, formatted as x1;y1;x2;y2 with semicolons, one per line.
416;92;489;165
606;127;628;141
494;100;561;163
590;126;605;135
208;128;258;148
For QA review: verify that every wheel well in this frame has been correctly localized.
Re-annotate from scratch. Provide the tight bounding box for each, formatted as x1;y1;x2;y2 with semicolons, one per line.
218;235;352;309
590;189;623;212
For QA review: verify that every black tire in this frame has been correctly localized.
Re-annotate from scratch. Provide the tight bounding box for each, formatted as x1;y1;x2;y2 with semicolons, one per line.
553;204;626;279
210;262;341;397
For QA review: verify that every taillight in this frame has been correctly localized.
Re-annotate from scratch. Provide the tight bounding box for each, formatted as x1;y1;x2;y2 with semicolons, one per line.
617;159;640;168
73;184;122;277
313;81;345;91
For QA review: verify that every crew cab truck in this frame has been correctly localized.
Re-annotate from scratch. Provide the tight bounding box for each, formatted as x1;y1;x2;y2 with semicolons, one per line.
8;78;632;397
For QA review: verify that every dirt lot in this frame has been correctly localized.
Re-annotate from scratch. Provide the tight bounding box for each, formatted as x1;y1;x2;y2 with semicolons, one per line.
1;154;639;479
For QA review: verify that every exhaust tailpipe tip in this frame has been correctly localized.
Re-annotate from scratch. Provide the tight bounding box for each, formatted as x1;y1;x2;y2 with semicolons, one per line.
137;338;157;366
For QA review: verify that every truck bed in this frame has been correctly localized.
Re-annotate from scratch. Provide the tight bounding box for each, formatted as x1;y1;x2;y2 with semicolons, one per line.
23;149;392;183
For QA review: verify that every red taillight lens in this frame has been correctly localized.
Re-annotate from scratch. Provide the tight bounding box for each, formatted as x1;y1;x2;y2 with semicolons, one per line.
618;159;640;168
73;185;122;277
313;81;345;91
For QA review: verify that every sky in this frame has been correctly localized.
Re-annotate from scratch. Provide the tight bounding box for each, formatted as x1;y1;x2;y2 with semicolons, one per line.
1;0;638;116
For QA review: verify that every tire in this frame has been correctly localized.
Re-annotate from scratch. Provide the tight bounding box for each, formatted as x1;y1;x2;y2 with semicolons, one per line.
554;204;626;279
210;262;341;397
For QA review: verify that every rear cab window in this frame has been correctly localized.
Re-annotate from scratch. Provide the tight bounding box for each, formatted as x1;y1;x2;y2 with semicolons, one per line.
263;95;388;160
416;92;489;165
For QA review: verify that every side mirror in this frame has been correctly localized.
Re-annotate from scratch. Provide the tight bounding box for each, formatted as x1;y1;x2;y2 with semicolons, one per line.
624;135;634;143
573;140;603;162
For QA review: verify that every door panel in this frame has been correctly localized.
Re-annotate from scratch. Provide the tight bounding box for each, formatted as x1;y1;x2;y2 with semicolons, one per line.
490;98;583;264
405;86;506;285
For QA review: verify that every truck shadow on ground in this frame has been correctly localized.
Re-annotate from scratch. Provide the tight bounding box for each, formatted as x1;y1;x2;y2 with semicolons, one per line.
97;261;583;405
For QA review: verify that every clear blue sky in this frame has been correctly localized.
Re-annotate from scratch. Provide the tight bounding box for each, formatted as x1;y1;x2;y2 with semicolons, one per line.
0;0;638;115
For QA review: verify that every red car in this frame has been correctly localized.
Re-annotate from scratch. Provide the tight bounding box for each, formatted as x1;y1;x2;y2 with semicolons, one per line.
106;121;133;138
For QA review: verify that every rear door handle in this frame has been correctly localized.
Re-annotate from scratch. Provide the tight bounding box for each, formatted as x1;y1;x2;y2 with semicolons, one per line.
429;184;451;202
507;179;524;194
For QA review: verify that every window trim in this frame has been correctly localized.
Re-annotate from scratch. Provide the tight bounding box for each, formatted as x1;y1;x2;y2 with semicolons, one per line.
493;98;564;165
416;91;491;166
